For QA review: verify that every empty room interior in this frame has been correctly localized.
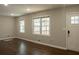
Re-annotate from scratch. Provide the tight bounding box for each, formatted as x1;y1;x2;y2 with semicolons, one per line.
0;4;79;55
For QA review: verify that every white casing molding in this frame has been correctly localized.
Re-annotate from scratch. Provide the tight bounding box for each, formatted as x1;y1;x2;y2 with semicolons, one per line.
0;37;15;40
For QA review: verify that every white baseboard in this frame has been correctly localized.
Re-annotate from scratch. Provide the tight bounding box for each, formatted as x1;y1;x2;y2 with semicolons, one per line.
17;37;67;50
0;37;15;40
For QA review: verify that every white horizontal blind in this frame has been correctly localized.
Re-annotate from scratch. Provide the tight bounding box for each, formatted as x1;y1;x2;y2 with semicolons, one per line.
32;18;41;34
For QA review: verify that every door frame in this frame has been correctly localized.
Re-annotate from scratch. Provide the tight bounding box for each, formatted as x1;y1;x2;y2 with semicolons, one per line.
66;12;79;51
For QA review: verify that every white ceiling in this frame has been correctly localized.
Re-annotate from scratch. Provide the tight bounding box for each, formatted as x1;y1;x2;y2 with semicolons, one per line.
0;4;65;16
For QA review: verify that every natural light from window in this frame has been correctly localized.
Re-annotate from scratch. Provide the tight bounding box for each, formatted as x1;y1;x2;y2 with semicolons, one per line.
32;16;50;36
19;19;25;33
71;16;79;24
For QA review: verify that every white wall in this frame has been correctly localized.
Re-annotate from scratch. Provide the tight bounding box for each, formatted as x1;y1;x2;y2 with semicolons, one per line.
15;5;79;49
0;5;79;50
15;7;66;49
0;16;15;39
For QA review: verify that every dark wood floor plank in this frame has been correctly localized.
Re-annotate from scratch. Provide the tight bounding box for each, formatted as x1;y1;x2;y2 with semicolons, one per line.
0;38;79;55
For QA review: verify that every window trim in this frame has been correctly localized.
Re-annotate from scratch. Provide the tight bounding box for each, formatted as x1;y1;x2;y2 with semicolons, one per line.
32;16;50;36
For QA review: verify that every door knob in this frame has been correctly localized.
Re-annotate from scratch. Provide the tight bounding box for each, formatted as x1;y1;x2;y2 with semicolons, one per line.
68;30;70;37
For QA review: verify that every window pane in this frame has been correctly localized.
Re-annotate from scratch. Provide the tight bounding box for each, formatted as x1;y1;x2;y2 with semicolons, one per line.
33;18;40;23
75;16;79;24
33;18;40;34
47;26;49;30
71;18;74;21
34;27;40;31
71;21;75;24
33;27;40;34
71;16;75;20
71;16;79;24
75;16;79;20
42;17;50;35
75;19;79;24
19;20;25;33
71;16;75;24
42;27;46;30
42;18;49;26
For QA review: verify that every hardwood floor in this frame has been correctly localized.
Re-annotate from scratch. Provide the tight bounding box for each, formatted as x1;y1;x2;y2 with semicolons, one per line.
0;38;79;55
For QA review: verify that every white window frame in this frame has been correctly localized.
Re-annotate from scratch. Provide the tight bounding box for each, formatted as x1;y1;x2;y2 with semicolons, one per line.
32;17;41;35
71;16;79;24
32;16;50;36
19;18;25;33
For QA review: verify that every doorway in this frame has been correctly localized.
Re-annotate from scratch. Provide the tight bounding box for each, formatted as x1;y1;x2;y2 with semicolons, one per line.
66;13;79;52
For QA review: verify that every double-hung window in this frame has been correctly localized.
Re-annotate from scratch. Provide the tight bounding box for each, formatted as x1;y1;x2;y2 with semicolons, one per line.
41;17;50;35
19;18;25;33
32;16;50;36
32;18;41;34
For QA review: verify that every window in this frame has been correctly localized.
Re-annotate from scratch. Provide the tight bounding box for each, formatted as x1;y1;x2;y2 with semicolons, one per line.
19;19;25;33
42;17;50;35
32;16;50;35
33;18;40;34
71;16;79;24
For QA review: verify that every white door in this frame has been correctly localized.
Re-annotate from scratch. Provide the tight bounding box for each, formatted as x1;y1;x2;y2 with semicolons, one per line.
67;13;79;52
